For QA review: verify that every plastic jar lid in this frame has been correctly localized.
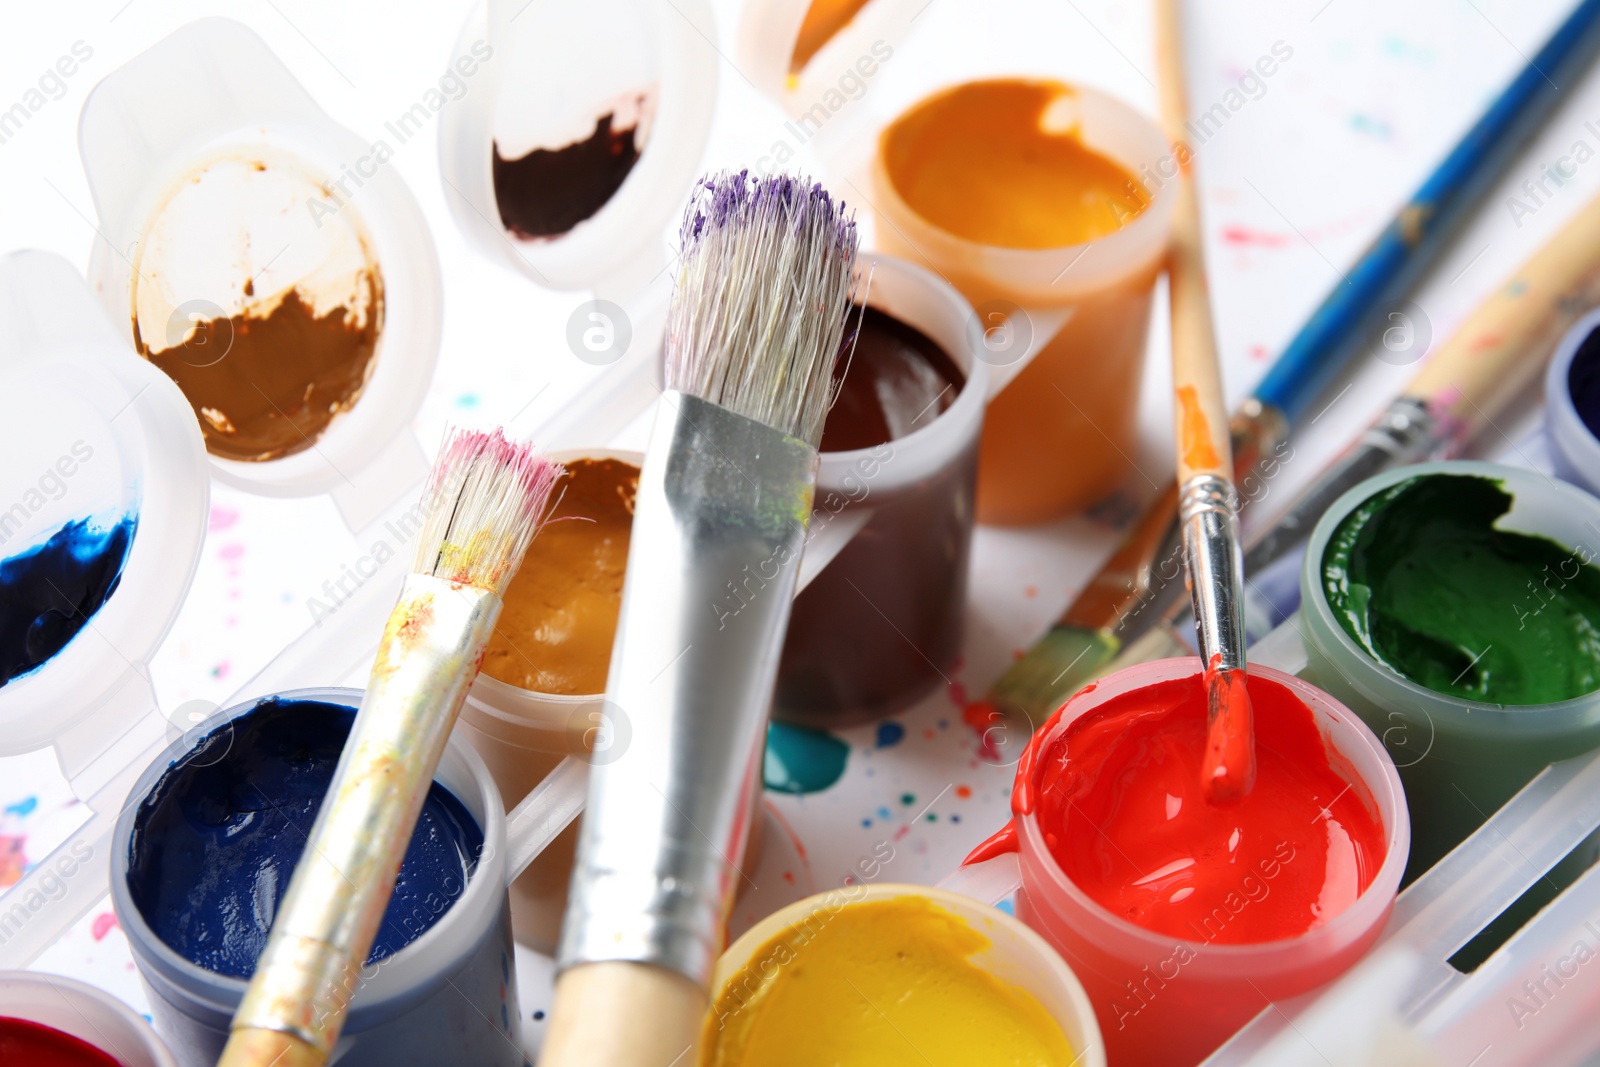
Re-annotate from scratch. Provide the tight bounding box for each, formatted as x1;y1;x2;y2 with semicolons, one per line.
438;0;718;290
0;251;207;765
80;18;441;503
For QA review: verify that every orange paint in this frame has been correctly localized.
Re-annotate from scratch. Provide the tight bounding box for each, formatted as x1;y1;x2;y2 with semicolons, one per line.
482;458;638;695
1176;385;1222;471
872;78;1171;523
880;80;1146;250
789;0;872;74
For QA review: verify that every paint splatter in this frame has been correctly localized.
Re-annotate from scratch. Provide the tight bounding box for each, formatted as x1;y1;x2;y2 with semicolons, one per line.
457;393;481;409
1220;225;1294;249
1348;113;1393;139
0;836;25;887
955;785;972;800
91;912;119;941
963;701;1004;761
1024;585;1038;598
900;793;916;806
5;796;37;817
877;806;891;820
208;506;239;532
218;542;245;561
875;721;905;748
764;722;849;795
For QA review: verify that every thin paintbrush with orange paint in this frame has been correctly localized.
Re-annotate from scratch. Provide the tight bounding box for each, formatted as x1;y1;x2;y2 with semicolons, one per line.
1157;0;1253;800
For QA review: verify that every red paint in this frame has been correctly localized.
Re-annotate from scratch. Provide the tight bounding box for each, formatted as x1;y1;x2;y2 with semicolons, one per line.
964;673;1385;944
1201;660;1256;803
955;785;972;799
1220;224;1294;248
0;1018;125;1066
90;912;119;941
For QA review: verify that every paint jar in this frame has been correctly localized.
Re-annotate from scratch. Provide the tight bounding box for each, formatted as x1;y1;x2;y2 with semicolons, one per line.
948;659;1408;1067
438;0;717;292
697;884;1105;1067
774;254;987;725
457;448;640;954
110;688;524;1067
1299;460;1600;878
0;971;178;1067
79;19;441;526
871;79;1175;525
1545;307;1600;497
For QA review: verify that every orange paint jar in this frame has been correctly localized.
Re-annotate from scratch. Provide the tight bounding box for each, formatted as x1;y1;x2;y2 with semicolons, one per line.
872;79;1174;524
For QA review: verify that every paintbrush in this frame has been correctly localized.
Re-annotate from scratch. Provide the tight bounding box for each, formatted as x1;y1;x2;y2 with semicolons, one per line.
977;0;1600;731
217;429;562;1067
1114;184;1600;669
1155;0;1253;800
538;171;856;1067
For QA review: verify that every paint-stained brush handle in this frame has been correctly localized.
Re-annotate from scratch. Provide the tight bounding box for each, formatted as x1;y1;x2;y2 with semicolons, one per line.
1156;0;1232;489
1409;187;1600;448
1156;0;1255;801
221;1028;324;1067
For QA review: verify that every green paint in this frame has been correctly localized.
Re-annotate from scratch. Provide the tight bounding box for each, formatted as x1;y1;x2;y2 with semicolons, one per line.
900;793;915;805
1323;473;1600;705
764;722;849;795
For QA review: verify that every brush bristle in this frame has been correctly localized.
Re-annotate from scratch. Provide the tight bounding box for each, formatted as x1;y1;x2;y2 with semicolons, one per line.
663;170;858;448
412;428;563;595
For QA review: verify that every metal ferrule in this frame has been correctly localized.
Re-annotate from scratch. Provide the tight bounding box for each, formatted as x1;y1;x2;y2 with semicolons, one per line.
559;392;817;986
1179;473;1247;675
1242;396;1437;574
232;573;501;1053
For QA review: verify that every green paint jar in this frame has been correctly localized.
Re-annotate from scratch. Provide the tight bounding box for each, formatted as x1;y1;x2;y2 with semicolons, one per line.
1299;460;1600;879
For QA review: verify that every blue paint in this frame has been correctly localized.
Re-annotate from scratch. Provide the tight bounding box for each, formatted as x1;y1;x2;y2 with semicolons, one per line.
995;898;1015;916
5;797;37;817
1253;0;1600;421
0;516;136;687
127;698;483;980
1569;325;1600;439
763;722;849;795
875;721;905;748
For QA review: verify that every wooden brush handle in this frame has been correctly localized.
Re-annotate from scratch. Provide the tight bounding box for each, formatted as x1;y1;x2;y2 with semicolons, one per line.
1409;188;1600;437
540;961;709;1067
1155;0;1233;487
217;1027;325;1067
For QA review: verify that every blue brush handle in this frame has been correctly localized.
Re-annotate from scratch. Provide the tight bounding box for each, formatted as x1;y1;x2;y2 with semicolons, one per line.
1253;0;1600;421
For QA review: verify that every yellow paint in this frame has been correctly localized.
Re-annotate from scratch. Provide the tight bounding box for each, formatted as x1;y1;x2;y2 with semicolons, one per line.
700;896;1074;1067
880;79;1146;250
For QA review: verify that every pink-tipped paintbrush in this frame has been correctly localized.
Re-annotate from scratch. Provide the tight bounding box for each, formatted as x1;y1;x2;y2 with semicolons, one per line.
219;428;562;1067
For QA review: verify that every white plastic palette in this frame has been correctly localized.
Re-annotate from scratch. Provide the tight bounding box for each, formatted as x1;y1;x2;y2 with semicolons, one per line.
80;18;440;527
0;251;207;966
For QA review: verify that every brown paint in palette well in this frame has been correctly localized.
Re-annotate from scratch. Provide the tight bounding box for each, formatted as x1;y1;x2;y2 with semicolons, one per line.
136;274;383;463
492;100;647;240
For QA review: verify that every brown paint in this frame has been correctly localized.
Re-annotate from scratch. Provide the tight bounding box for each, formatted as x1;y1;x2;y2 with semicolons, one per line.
776;307;974;724
880;79;1146;250
137;277;383;462
492;104;645;240
820;305;963;453
481;458;639;696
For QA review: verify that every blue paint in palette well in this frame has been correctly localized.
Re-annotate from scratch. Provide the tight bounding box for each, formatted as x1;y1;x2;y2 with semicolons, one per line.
127;698;483;980
0;515;136;687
